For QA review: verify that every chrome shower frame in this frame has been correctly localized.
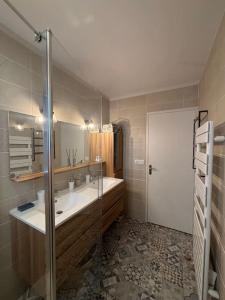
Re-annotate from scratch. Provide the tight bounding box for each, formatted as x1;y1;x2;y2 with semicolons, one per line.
43;29;56;300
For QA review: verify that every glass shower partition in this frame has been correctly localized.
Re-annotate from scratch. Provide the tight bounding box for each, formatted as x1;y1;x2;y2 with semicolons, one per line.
51;35;103;299
0;3;103;299
0;3;55;299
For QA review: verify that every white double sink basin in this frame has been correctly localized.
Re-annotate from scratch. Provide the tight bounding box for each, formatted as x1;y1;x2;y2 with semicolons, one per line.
10;177;123;234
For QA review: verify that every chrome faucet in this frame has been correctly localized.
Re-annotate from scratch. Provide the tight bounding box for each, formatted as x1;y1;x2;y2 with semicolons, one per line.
89;169;102;182
74;174;82;186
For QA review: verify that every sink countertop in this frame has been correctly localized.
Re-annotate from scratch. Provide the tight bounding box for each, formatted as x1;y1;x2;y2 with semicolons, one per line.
10;177;124;234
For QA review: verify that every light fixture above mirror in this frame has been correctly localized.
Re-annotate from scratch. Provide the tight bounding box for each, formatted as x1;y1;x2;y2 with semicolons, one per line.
81;119;96;131
35;108;57;125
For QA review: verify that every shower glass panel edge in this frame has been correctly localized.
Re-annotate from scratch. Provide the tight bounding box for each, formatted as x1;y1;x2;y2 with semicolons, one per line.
42;29;56;300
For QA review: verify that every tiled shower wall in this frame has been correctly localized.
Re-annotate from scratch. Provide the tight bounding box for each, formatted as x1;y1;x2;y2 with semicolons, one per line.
199;12;225;299
110;85;198;221
0;27;109;299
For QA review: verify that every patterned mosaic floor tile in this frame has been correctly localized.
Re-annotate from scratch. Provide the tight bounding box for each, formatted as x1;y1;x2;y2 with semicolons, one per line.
162;265;183;288
57;217;198;300
160;282;184;300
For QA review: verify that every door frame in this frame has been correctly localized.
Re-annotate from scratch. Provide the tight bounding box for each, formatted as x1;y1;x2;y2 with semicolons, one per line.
145;106;198;222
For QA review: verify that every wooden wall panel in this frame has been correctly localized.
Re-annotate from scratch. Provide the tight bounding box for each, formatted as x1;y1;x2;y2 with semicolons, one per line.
89;132;114;177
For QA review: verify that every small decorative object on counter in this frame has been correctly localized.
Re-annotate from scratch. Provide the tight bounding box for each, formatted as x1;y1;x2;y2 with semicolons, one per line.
95;155;102;162
69;177;74;191
86;174;90;184
17;202;35;212
37;189;45;202
37;189;45;212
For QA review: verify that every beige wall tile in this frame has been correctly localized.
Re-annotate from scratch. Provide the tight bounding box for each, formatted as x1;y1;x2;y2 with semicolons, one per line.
102;97;110;125
0;129;8;152
116;95;146;111
117;107;146;120
0;29;30;68
0;153;9;177
0;56;31;89
110;85;197;221
0;80;31;114
31;92;43;116
29;52;43;75
0;198;11;224
199;13;225;293
199;14;225;126
53;100;84;125
0;177;34;202
0;27;109;127
126;179;146;221
147;101;176;112
217;95;225;126
129;116;146;128
0;110;8;129
126;168;146;181
31;71;43;95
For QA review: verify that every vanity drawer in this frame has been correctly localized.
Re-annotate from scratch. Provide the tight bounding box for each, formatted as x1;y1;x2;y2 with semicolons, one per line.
102;181;125;214
56;199;101;258
56;220;100;287
102;196;124;233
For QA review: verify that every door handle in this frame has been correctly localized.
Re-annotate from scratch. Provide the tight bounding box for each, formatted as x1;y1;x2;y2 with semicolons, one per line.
149;165;153;175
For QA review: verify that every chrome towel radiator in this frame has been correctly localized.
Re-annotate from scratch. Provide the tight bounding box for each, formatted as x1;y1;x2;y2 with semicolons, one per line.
193;121;214;300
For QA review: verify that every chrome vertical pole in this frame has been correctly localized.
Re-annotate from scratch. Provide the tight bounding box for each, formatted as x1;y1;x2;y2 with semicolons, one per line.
43;29;56;300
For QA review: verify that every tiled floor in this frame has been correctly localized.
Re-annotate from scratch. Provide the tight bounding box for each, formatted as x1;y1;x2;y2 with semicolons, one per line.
57;217;198;300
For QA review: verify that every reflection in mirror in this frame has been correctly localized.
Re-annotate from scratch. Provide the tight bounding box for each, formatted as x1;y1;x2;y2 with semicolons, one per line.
54;121;86;168
8;110;94;179
9;111;43;177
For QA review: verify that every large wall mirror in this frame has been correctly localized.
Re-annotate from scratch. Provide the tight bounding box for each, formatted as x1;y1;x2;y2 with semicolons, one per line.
54;121;87;169
8;111;90;178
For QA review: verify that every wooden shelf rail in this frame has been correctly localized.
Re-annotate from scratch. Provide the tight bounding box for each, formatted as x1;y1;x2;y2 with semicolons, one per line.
11;161;105;182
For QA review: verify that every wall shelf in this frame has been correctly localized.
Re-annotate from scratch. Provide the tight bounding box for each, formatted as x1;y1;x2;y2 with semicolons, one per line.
11;161;105;183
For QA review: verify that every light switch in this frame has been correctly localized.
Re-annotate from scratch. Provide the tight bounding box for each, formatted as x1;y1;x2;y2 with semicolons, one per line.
134;159;145;165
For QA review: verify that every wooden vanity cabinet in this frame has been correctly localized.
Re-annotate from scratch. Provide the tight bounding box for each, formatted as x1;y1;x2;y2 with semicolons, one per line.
102;181;126;233
11;199;101;289
10;218;45;287
56;199;102;287
11;181;126;290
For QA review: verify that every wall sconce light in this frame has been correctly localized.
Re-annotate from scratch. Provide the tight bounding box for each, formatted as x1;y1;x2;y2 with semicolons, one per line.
35;115;44;125
35;108;57;125
81;119;95;130
15;123;24;131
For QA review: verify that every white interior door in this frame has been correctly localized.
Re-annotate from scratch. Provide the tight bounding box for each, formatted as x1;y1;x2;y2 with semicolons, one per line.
147;108;197;233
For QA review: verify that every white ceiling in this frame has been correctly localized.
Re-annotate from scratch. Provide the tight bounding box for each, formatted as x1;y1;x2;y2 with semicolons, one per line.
0;0;225;100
